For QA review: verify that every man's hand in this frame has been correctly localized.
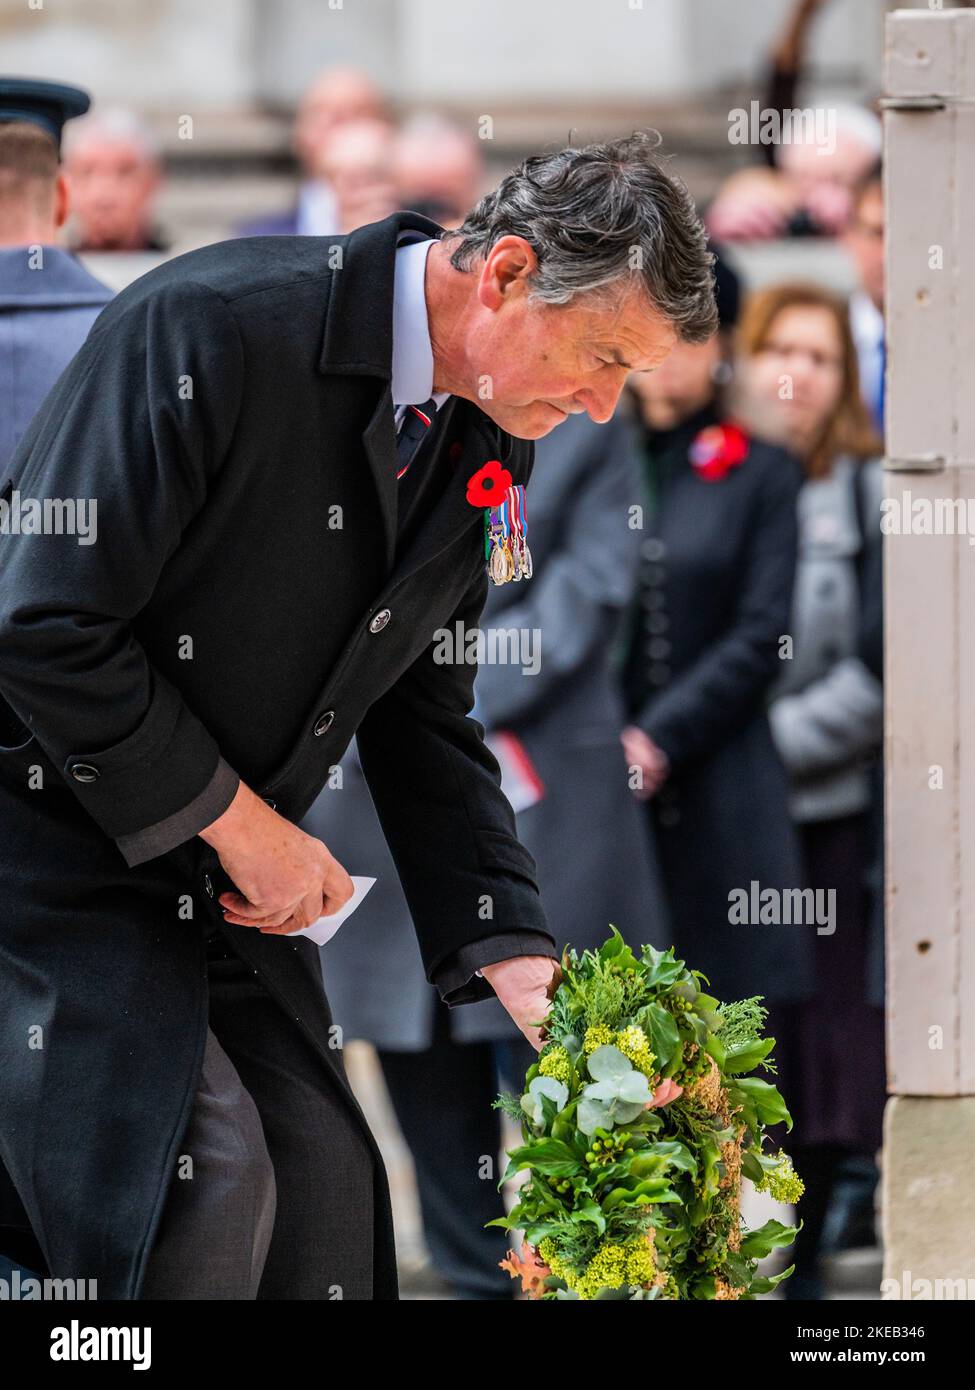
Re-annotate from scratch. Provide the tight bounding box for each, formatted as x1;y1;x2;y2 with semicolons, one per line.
199;781;354;934
621;725;670;800
480;955;562;1052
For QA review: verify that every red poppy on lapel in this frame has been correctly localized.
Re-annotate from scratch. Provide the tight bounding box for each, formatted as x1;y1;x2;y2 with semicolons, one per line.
689;421;750;481
466;458;513;507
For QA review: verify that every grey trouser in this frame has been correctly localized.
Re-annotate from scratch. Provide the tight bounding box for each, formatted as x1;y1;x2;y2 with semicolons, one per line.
140;931;375;1299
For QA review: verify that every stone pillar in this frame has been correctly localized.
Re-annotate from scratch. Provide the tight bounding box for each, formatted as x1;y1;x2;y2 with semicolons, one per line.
882;6;975;1298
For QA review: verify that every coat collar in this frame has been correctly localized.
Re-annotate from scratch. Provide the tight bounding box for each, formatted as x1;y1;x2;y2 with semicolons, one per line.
0;246;113;309
317;209;446;378
317;210;527;583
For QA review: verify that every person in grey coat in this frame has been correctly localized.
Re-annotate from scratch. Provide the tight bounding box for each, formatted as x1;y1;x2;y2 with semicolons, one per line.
0;82;112;474
304;410;670;1298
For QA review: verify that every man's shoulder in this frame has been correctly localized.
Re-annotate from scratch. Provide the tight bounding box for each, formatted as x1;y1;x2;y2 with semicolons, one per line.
96;235;347;330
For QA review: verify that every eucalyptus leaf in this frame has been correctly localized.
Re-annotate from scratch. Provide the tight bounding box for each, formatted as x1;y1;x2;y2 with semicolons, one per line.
586;1045;632;1083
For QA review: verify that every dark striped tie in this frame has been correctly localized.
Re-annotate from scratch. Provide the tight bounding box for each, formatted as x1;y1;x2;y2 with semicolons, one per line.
396;398;438;480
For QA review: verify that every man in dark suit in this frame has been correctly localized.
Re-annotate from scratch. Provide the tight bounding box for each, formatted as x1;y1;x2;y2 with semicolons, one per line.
0;131;717;1299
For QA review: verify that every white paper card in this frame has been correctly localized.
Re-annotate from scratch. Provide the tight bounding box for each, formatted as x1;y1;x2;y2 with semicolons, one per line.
296;876;377;946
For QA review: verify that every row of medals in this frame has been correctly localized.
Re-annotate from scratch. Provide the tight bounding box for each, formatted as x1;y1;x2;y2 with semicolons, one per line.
487;520;533;585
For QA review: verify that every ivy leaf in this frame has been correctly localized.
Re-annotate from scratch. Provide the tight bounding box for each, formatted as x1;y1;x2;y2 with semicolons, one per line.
739;1218;801;1260
639;944;686;990
723;1037;776;1075
731;1078;793;1131
637;1002;681;1070
504;1137;579;1178
746;1263;796;1297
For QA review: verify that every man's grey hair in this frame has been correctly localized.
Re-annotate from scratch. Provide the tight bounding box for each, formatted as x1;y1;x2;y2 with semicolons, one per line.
443;130;718;344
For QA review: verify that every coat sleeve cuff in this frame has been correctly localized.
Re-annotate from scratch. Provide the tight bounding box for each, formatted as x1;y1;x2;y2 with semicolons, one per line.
432;930;559;1007
114;756;240;868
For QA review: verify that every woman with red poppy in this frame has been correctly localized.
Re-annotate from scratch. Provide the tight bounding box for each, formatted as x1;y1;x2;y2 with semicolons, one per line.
617;249;811;1053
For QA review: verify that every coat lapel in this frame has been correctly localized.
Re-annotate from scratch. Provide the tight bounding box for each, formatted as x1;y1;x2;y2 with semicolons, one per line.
361;381;399;575
317;208;447;578
315;208;528;590
387;399;523;589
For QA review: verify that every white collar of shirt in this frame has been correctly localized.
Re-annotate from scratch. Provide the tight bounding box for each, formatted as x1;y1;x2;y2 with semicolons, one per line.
295;180;339;237
849;289;884;351
392;232;451;428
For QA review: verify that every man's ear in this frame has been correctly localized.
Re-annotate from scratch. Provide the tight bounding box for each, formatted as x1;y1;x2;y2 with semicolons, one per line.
478;235;538;310
53;171;70;230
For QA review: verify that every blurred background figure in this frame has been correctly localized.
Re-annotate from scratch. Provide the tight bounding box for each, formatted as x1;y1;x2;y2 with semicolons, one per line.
0;79;112;474
304;409;670;1300
842;161;885;441
238;64;387;236
617;250;811;1016
737;281;885;1299
393;113;484;227
62;107;166;252
706;101;881;243
325;116;397;234
0;78;112;1278
704;0;882;244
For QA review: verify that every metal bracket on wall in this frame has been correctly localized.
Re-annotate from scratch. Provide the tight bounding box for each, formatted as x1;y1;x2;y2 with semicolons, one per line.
884;454;946;473
878;96;947;112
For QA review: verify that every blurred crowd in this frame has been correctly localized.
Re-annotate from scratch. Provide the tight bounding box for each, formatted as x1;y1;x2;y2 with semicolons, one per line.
0;0;887;1303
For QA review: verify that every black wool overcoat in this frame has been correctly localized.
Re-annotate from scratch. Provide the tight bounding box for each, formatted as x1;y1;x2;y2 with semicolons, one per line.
0;211;552;1298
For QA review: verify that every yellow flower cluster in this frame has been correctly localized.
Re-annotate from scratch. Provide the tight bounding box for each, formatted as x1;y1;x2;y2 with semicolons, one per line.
581;1023;656;1079
756;1151;805;1205
582;1024;614;1054
614;1025;656;1079
538;1045;572;1086
538;1235;657;1300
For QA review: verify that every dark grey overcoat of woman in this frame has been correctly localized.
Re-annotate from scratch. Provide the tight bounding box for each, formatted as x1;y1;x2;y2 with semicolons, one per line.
619;401;814;1006
308;411;671;1047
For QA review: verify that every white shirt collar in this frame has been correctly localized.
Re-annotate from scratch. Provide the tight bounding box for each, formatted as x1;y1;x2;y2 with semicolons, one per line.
295;180;339;237
392;232;451;421
848;289;884;350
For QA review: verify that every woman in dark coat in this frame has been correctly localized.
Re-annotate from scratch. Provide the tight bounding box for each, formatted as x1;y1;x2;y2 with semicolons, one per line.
738;281;886;1299
617;254;812;1010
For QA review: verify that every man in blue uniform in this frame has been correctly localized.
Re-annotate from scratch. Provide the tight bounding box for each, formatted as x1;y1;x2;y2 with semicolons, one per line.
0;78;113;472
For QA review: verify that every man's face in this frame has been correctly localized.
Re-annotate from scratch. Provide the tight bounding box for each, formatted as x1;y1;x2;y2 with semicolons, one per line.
455;237;678;439
65;138;159;249
842;183;884;313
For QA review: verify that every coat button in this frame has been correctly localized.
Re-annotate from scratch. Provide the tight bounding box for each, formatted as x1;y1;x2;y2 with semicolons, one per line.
648;638;671;660
642;538;667;561
203;873;214;899
649;663;671;684
69;762;100;783
313;710;335;737
369;609;391;634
